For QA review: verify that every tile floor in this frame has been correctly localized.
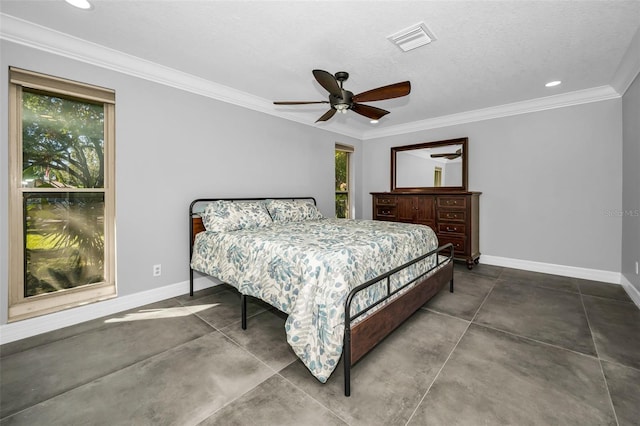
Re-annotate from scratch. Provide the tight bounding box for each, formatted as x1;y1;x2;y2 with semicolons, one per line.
1;263;639;425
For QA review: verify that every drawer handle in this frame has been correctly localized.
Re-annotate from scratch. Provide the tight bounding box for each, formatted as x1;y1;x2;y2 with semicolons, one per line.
382;210;390;215
446;227;456;232
447;214;455;218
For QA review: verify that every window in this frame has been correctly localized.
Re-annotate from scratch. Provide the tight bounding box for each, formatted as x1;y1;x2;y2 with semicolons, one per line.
434;167;442;187
335;144;353;218
8;68;116;321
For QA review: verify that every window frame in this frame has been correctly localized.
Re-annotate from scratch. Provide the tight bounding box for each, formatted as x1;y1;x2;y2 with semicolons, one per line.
8;67;117;322
335;144;353;219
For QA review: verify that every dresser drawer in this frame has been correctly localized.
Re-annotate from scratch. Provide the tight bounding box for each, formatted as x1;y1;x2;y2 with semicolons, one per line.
437;196;467;209
438;223;466;235
438;235;466;256
376;196;397;206
375;206;396;218
437;210;466;222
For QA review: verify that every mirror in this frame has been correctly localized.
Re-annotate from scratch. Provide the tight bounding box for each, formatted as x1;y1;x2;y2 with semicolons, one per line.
391;137;468;192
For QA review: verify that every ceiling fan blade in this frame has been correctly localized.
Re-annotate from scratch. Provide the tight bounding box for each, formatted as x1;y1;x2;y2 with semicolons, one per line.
353;81;411;102
351;103;390;120
431;153;461;159
431;148;462;159
312;69;341;96
315;109;337;123
274;101;329;105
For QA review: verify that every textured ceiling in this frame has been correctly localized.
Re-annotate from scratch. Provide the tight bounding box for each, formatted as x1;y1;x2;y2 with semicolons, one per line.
1;0;639;137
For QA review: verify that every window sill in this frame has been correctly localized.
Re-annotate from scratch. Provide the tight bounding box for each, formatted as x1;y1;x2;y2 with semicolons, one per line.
8;282;117;323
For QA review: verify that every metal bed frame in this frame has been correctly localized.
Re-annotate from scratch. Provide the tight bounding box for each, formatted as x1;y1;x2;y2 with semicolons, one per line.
188;197;454;396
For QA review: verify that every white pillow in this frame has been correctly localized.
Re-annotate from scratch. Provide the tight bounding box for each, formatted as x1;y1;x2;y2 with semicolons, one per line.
201;200;272;232
265;199;324;222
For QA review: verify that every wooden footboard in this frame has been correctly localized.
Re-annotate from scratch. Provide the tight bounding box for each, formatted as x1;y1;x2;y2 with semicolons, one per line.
343;243;454;396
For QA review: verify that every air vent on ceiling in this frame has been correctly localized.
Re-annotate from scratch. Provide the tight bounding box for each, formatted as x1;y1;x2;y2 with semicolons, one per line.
388;22;437;52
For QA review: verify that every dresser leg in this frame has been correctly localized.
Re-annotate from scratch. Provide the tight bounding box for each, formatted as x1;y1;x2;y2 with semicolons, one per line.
466;256;480;269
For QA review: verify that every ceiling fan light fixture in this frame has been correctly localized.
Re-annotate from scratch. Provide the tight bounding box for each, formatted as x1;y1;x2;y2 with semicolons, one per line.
273;69;410;123
370;119;379;124
388;22;437;52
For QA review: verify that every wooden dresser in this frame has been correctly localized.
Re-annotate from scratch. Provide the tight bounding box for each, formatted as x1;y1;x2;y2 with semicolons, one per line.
372;192;481;269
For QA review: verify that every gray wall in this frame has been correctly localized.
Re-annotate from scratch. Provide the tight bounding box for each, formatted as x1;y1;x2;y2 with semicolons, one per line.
363;100;623;273
0;40;362;324
396;153;438;187
444;161;462;187
622;73;640;293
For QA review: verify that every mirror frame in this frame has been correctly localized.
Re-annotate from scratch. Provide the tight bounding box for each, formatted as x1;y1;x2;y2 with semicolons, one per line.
391;137;468;192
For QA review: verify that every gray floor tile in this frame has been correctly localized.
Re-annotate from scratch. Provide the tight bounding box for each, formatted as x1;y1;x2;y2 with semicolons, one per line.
424;271;495;320
602;361;640;426
499;267;579;293
0;298;213;419
583;295;640;369
0;296;212;358
409;324;616;426
455;261;503;279
1;333;274;426
474;280;596;355
3;264;638;425
0;315;110;358
279;310;468;426
173;282;229;304
199;374;347;426
220;309;297;372
578;279;633;302
181;288;271;330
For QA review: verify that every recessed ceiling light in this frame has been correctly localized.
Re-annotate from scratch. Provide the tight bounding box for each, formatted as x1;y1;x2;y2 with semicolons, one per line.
370;119;379;124
545;80;562;87
65;0;92;10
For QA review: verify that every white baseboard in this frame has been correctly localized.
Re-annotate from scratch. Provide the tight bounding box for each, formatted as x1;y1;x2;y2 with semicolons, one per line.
0;276;219;345
621;275;640;307
480;255;622;284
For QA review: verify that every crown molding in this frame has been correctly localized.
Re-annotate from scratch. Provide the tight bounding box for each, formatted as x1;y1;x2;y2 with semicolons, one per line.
0;14;263;110
611;26;640;96
362;85;621;140
0;13;625;142
0;13;363;140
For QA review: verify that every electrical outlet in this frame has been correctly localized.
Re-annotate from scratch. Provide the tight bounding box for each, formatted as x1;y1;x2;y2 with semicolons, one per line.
153;264;161;277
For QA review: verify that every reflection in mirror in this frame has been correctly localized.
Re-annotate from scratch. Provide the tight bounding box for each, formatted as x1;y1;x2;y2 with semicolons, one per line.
391;137;468;192
396;145;463;187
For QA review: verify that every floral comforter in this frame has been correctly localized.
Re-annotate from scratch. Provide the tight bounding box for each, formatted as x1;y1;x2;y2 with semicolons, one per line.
190;218;439;382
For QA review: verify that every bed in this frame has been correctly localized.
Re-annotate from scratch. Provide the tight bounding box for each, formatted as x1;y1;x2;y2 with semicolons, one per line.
189;197;454;396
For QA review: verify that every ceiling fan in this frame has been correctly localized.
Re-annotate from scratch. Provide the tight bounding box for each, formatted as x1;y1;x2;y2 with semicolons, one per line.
273;69;411;123
431;149;462;160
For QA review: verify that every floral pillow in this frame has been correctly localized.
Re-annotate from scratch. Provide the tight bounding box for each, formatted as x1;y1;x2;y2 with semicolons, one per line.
265;199;324;222
201;200;273;232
